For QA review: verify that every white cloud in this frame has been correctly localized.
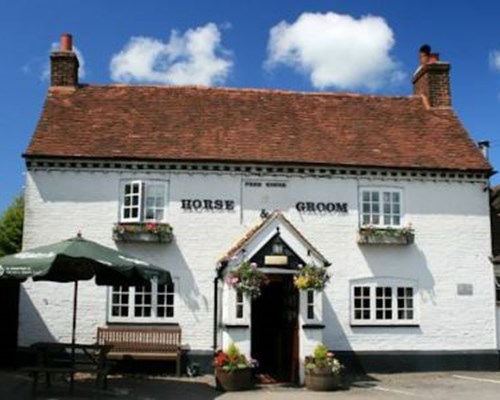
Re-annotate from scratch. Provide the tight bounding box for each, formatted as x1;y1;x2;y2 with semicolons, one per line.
110;23;233;86
490;50;500;71
265;12;404;91
41;43;86;81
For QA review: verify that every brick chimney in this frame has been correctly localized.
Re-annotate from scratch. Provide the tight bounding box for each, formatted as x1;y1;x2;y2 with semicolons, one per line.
50;34;79;87
412;44;451;108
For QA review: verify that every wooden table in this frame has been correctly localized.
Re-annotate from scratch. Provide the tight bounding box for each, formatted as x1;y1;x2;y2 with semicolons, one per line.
24;342;113;394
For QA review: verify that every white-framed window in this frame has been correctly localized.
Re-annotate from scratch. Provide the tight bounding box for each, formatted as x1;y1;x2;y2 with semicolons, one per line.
120;180;167;223
306;290;315;320
360;188;403;227
300;289;323;324
350;278;417;326
222;282;250;326
108;282;175;323
236;291;244;319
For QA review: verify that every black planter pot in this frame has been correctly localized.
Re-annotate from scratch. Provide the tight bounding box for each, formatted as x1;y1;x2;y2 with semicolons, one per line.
215;367;253;392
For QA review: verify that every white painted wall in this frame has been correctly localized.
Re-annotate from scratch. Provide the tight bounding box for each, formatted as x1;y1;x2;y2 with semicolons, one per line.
20;169;497;358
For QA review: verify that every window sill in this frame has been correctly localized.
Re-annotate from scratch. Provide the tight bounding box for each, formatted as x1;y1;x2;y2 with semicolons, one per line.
107;318;177;324
222;324;250;329
302;323;325;329
351;322;419;328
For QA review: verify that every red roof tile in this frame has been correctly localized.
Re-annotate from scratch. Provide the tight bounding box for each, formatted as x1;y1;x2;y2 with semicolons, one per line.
25;85;490;172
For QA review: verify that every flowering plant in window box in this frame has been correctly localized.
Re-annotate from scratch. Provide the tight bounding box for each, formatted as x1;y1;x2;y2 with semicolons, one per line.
225;262;268;299
214;343;256;391
305;344;345;391
112;222;173;243
294;264;330;291
358;224;414;245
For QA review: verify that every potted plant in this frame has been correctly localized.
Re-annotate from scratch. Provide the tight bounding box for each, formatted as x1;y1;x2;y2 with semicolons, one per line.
213;343;255;391
294;264;330;291
304;344;344;391
225;262;268;299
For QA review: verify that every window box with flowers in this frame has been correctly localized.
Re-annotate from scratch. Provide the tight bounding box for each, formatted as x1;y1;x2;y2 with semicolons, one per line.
112;222;173;243
357;225;415;245
214;343;256;392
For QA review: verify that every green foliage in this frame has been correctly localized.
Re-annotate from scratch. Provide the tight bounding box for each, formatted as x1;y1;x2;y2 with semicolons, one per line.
226;261;268;299
214;342;254;372
305;343;344;375
313;343;329;361
0;196;24;257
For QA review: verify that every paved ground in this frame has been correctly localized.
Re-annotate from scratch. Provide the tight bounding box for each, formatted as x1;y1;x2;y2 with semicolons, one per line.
2;370;500;399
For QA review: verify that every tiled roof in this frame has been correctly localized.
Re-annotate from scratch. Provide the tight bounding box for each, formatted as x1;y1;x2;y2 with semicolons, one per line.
25;85;490;172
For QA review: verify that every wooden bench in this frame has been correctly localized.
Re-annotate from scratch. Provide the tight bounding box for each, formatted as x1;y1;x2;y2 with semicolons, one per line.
97;326;182;376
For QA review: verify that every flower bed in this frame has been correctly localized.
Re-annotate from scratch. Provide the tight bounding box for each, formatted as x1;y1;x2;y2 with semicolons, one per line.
358;225;414;245
112;222;173;243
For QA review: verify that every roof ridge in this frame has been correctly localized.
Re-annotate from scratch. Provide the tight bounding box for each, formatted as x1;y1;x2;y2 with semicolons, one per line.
69;83;418;100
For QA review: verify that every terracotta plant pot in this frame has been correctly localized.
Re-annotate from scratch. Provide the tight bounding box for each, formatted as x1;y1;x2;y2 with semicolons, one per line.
215;367;253;391
305;368;343;391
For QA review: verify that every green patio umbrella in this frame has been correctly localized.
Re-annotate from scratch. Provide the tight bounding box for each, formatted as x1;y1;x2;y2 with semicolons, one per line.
0;233;172;353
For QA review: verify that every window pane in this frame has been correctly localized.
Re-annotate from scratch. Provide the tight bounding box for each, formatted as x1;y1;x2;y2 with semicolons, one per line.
372;192;379;201
392;192;400;203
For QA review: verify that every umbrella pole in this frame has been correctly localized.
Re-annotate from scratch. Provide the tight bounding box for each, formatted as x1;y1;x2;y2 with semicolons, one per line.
72;281;78;361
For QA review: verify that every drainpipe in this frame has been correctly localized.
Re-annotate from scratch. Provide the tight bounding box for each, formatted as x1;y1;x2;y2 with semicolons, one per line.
213;261;226;352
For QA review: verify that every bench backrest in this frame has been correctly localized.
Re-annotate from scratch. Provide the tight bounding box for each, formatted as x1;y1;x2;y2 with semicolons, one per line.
97;327;181;353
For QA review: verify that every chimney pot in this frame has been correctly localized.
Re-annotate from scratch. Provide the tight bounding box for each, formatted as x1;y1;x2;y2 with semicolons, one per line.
478;140;490;160
60;34;73;52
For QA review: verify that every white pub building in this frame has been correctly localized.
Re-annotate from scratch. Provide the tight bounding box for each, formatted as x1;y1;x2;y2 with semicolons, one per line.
18;35;499;381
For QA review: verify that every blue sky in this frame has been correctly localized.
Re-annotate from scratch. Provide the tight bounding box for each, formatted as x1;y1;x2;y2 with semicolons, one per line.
1;0;500;212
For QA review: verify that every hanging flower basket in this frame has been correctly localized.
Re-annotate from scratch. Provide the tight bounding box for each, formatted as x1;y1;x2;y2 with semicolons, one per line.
225;262;268;299
358;225;414;245
294;264;330;291
113;223;173;243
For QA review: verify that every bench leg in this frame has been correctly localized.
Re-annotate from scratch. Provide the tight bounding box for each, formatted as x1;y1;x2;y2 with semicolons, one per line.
69;371;75;394
31;372;38;396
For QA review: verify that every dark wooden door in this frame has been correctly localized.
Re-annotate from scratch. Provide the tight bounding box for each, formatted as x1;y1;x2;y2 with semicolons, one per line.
251;274;298;382
0;280;20;367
